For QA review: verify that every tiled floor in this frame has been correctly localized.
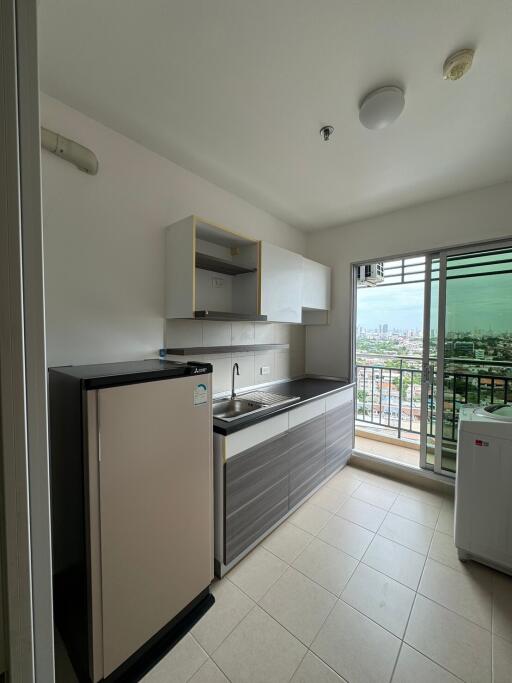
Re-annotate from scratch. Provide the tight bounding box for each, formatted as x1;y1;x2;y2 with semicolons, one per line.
355;435;420;468
143;464;512;683
57;464;512;682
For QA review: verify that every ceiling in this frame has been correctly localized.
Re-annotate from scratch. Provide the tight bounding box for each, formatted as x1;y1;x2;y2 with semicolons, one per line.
38;0;512;231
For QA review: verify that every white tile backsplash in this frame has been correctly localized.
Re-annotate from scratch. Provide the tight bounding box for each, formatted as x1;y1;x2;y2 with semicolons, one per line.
231;322;255;345
254;323;275;344
255;351;275;383
275;351;291;381
165;321;304;396
231;353;255;392
165;320;203;348
203;321;232;347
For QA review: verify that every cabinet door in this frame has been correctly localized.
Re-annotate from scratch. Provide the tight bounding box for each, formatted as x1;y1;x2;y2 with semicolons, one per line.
325;399;353;477
260;242;303;322
225;433;289;565
288;414;326;509
302;257;331;310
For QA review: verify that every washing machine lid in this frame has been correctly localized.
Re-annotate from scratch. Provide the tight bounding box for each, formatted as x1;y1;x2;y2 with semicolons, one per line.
474;404;512;422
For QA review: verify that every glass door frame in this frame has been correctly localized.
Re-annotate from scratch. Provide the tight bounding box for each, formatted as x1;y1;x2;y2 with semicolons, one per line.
426;238;512;476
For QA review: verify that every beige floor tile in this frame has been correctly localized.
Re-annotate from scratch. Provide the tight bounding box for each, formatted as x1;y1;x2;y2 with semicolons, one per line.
429;529;469;573
318;516;374;560
378;512;434;555
353;470;404;494
212;606;306;683
189;658;230;683
227;546;287;601
419;559;492;630
289;502;333;535
336;497;387;532
493;572;512;642
292;537;358;596
341;563;415;638
142;634;207;683
309;484;349;513
340;465;367;482
311;600;401;683
291;651;347;682
391;643;461;683
437;500;455;535
191;578;254;655
352;482;398;510
362;534;426;590
326;471;362;496
405;595;492;683
398;483;446;508
262;522;313;564
259;567;336;646
493;634;512;683
390;496;440;528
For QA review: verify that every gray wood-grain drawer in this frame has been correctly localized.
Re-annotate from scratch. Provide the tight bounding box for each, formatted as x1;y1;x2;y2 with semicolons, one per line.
288;414;326;509
224;433;290;564
325;402;353;476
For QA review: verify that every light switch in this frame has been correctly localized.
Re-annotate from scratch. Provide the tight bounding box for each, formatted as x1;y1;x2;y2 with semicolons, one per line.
212;277;224;288
260;366;270;375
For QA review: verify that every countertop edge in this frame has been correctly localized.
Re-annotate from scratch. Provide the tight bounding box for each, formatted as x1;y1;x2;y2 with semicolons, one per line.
213;380;355;435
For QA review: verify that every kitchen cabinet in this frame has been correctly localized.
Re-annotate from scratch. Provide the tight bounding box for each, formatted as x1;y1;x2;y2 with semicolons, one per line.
165;215;263;320
288;414;326;509
260;242;304;323
224;432;290;565
325;391;354;477
302;257;331;310
214;386;355;576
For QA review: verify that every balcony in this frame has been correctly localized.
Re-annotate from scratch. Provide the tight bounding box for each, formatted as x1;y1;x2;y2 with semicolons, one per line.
355;354;512;469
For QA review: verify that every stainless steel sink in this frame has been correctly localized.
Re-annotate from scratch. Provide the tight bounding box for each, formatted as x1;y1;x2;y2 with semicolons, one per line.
213;398;263;420
213;391;300;422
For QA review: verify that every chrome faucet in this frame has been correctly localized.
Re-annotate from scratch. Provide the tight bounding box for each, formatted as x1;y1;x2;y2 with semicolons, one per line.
231;362;240;399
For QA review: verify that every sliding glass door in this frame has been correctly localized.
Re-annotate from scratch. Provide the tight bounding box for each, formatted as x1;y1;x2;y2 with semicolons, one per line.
421;242;512;475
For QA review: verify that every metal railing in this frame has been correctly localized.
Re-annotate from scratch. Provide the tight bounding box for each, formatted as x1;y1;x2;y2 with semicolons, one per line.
356;354;512;442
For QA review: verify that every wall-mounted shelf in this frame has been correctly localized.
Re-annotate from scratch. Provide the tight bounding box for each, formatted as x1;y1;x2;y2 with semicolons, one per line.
193;310;267;321
195;252;256;276
161;343;289;356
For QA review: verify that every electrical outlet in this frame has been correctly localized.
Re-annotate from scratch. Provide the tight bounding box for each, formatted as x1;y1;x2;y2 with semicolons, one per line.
260;366;270;375
212;277;224;288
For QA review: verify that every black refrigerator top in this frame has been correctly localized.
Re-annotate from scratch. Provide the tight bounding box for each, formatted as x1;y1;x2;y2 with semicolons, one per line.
49;359;213;390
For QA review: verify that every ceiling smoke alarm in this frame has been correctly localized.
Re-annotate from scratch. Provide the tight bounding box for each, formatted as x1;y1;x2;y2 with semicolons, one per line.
443;48;475;80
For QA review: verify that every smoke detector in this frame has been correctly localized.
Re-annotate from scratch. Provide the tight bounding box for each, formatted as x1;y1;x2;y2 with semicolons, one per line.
443;49;475;80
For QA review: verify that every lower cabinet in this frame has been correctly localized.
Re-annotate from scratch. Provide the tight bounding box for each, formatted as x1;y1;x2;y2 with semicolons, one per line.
325;401;353;476
219;388;355;572
224;432;289;565
288;414;326;509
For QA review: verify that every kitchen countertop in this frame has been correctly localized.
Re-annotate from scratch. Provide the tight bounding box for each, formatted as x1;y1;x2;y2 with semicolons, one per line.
213;377;354;435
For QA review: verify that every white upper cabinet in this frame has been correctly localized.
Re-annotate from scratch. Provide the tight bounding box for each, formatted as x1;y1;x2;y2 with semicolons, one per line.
302;257;331;310
260;242;303;323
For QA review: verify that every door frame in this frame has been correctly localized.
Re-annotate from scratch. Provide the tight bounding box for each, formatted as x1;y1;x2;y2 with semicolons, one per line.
431;238;512;476
0;1;55;681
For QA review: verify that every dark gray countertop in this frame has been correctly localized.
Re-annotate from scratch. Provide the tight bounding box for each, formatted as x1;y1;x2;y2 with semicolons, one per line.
213;377;354;435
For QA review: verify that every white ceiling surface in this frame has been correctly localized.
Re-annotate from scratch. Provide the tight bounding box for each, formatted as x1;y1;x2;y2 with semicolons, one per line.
38;1;512;232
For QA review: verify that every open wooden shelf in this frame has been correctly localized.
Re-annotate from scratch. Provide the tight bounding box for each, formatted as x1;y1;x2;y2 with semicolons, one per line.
162;343;289;356
195;252;256;276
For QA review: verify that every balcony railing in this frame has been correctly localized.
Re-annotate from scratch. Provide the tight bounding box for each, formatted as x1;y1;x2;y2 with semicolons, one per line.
356;354;512;442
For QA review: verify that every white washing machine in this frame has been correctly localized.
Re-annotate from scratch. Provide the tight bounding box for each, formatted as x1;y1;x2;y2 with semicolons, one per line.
455;404;512;575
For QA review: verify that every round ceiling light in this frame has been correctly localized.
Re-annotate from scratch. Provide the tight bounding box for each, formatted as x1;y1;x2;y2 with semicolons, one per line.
359;86;405;130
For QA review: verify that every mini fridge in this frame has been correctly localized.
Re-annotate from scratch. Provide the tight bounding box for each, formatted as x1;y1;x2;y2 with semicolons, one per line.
49;359;214;682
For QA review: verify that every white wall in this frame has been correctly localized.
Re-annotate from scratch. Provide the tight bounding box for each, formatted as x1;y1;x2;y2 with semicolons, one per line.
41;93;305;367
306;182;512;379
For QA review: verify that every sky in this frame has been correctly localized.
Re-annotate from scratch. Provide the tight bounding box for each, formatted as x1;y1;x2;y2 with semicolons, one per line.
356;274;512;334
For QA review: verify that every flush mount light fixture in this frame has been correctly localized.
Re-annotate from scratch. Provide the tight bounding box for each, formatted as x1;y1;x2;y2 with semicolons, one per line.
443;48;475;80
359;86;405;130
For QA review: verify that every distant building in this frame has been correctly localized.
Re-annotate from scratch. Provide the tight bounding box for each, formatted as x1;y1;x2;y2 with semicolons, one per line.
382;323;388;334
454;341;475;357
475;349;485;360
